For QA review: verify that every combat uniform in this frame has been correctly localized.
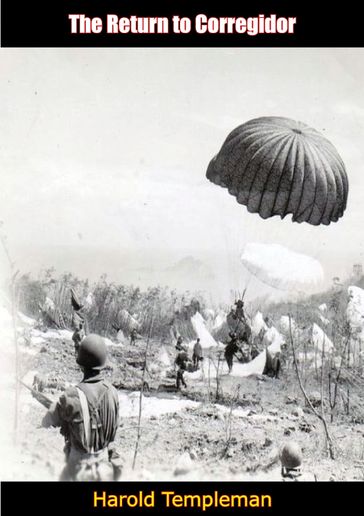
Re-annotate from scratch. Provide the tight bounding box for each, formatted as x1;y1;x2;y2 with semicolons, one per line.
192;340;203;368
175;337;187;352
130;328;138;345
42;334;121;481
224;338;240;373
175;351;188;389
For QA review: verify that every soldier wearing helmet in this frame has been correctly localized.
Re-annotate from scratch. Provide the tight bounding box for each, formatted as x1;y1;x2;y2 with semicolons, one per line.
42;334;121;481
71;321;85;355
175;336;187;352
279;441;303;479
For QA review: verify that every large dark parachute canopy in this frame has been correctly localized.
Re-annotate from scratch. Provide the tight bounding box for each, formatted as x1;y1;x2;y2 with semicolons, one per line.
206;116;348;225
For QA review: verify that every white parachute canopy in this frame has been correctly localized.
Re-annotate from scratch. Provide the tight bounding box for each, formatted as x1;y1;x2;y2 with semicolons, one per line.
312;323;334;353
212;310;227;331
241;243;324;291
84;292;94;309
203;308;215;320
118;309;140;332
158;346;172;367
346;286;364;366
218;331;282;378
202;308;215;331
44;296;55;311
347;286;364;331
251;311;268;337
279;315;295;334
116;329;126;344
262;326;285;353
190;312;218;348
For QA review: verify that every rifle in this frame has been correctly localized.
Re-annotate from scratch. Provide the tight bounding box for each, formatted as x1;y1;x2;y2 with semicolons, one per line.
18;379;53;409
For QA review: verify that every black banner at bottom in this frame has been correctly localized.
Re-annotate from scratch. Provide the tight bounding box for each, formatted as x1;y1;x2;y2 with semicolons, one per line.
0;481;356;515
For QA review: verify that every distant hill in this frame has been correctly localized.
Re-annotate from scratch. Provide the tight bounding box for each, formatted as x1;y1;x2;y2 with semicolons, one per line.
165;256;214;279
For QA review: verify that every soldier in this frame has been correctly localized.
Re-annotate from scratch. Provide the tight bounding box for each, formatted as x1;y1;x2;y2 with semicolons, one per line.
175;336;187;352
279;441;303;479
71;321;85;356
175;350;188;389
192;338;203;368
130;328;138;345
224;332;240;373
42;334;122;481
263;346;281;379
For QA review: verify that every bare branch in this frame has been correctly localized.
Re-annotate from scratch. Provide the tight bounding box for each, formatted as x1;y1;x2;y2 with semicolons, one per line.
288;315;335;460
132;313;155;470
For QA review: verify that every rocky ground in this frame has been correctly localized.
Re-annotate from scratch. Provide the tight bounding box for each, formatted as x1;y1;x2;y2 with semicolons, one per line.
3;331;364;482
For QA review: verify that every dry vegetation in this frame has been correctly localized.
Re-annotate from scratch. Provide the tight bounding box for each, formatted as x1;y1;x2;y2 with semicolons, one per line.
2;264;364;481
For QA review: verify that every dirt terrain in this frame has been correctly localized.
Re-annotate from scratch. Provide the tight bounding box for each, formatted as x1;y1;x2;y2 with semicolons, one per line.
5;331;364;482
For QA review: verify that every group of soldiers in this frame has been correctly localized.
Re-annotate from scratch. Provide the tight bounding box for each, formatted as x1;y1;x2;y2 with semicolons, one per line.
41;328;204;482
39;327;292;483
38;297;280;483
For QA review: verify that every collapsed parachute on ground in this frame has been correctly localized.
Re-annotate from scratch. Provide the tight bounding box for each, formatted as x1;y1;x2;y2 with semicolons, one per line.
347;286;364;330
206;116;348;225
241;242;324;290
114;309;141;333
70;288;83;312
191;312;218;348
312;323;334;353
251;311;268;336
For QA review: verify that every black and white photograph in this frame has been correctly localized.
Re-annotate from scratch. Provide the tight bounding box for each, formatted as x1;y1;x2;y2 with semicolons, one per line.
0;48;363;483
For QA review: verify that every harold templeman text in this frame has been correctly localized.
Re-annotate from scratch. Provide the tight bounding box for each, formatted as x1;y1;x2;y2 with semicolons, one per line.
93;490;273;511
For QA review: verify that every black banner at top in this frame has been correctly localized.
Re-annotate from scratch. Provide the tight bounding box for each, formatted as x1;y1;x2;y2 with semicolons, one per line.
1;0;363;47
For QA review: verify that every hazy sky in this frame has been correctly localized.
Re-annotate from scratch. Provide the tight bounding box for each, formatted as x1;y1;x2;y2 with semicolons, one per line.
1;49;364;298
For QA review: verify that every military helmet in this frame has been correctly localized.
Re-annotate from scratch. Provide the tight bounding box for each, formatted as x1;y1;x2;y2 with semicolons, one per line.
279;441;303;469
76;333;107;370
